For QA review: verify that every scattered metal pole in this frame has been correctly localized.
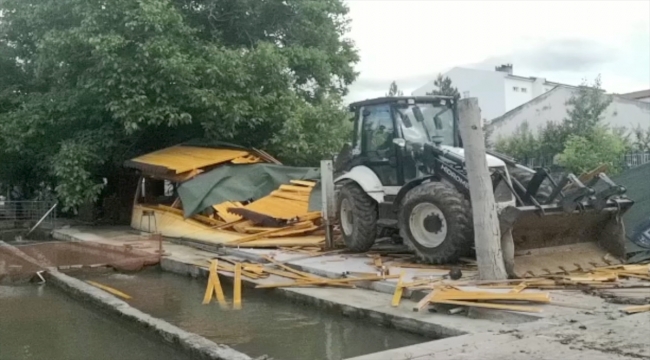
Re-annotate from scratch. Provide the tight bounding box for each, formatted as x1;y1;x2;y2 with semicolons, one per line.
26;202;58;237
457;98;508;280
320;160;336;249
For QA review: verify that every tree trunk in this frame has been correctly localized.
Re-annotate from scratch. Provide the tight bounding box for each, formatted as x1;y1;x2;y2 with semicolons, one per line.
457;98;508;280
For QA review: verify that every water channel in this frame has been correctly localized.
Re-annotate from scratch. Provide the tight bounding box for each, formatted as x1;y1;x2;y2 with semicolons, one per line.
78;269;429;360
0;284;189;360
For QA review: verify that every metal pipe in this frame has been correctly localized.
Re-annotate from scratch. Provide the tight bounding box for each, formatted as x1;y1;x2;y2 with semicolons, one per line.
26;203;58;237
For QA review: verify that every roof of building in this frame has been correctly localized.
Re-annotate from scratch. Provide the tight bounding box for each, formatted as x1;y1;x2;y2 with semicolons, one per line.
620;89;650;100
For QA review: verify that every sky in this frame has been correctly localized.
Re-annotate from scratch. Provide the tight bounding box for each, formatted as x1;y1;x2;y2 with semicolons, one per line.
344;0;650;102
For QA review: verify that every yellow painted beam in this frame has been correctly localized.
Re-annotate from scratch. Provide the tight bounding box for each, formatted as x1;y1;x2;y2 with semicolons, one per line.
86;280;132;300
203;260;226;307
391;272;405;307
233;263;242;310
430;299;543;313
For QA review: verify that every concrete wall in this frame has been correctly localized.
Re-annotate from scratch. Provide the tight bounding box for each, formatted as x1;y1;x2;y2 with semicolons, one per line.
412;67;507;122
504;77;534;111
488;87;650;143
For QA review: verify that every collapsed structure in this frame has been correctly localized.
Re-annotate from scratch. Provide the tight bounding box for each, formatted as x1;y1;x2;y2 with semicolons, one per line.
124;141;326;248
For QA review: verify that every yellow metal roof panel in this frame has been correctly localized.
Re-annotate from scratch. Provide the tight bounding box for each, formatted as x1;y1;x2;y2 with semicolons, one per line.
130;146;250;174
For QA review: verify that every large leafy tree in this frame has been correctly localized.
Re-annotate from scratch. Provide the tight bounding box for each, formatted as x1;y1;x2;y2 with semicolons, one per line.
0;0;359;210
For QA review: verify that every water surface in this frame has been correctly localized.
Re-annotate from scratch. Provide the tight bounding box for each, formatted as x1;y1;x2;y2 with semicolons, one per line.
0;284;188;360
81;270;429;360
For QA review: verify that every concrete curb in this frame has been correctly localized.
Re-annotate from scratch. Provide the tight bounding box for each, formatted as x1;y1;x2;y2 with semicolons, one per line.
46;269;254;360
1;239;258;360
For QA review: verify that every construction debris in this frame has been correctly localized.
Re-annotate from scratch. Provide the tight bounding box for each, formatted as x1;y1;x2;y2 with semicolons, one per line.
86;280;132;300
203;260;227;307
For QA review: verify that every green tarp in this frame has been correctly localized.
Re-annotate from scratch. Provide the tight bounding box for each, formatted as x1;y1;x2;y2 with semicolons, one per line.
613;163;650;261
178;163;321;218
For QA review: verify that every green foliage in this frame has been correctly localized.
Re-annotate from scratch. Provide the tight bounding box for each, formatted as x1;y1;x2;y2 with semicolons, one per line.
558;127;628;175
386;81;403;97
426;73;460;100
632;125;650;152
494;122;540;159
0;0;358;209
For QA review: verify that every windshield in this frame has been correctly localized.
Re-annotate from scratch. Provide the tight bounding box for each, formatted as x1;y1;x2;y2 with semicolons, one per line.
395;103;456;146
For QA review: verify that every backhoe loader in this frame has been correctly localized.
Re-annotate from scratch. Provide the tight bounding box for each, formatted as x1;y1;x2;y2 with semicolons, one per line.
333;96;633;276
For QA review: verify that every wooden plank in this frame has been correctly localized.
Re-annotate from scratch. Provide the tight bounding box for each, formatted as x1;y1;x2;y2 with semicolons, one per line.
510;283;527;294
202;260;226;306
290;180;316;187
431;299;542;313
621;304;650;314
255;275;399;289
413;290;436;312
230;221;313;244
391;273;405;307
433;291;551;303
266;225;319;238
270;190;311;202
279;184;313;193
86;281;132;300
233;263;242;310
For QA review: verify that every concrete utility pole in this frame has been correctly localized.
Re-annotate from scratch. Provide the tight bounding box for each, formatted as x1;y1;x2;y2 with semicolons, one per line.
457;98;508;280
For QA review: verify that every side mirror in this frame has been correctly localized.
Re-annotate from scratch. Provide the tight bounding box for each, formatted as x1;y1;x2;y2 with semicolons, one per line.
434;116;443;130
412;106;425;123
392;138;406;148
362;109;371;117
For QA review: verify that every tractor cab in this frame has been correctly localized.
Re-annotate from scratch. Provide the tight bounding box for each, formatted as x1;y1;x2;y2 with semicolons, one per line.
343;96;459;187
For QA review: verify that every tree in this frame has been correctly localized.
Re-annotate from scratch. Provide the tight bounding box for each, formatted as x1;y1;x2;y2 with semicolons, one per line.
563;75;612;139
558;127;628;175
0;0;359;210
426;73;460;99
632;125;650;152
494;122;540;160
386;81;404;97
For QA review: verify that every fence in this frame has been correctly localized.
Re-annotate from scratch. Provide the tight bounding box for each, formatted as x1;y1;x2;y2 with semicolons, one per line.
0;201;57;229
522;152;650;171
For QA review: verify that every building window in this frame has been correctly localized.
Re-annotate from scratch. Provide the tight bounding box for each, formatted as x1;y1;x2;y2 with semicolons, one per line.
463;91;470;98
521;88;527;93
513;87;519;92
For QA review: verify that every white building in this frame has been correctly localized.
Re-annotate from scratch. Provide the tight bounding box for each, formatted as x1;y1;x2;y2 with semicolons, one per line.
486;86;650;144
412;64;574;121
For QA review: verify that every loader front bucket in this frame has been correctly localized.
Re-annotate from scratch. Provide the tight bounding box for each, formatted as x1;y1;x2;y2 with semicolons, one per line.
501;199;634;277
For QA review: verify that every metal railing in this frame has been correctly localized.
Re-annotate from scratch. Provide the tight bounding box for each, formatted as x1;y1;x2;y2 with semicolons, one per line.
0;201;57;228
521;152;650;170
623;152;650;168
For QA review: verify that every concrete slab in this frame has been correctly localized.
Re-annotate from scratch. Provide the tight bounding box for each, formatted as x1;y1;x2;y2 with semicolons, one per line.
347;312;650;360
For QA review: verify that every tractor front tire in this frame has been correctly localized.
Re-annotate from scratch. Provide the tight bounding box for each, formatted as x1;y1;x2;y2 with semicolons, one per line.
398;181;473;264
337;183;378;252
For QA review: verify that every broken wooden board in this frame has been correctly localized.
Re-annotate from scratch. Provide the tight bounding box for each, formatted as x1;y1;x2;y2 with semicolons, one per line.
203;260;226;306
255;275;399;289
621;304;650;314
430;299;543;313
391;273;405;307
86;280;132;300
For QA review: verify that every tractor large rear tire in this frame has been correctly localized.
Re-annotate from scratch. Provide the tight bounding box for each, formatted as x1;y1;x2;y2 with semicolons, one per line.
508;167;553;203
398;181;473;264
337;183;378;252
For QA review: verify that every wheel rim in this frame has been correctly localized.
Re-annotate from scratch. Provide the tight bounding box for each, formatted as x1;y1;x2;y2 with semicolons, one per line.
340;198;354;236
409;203;447;248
